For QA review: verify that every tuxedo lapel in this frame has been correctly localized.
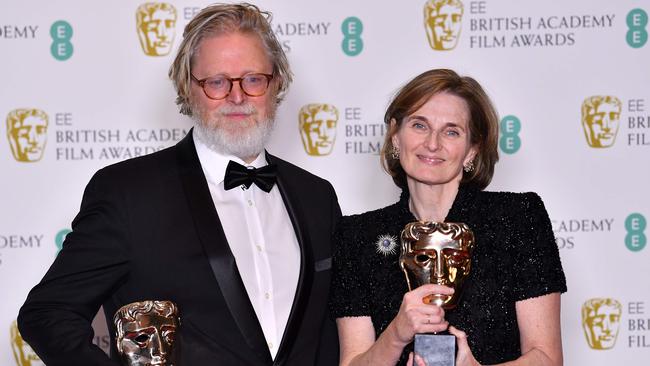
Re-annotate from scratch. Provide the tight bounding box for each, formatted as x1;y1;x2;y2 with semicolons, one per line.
176;132;272;364
266;152;314;365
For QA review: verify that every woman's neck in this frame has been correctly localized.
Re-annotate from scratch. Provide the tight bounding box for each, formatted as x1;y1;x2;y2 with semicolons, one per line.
407;180;460;222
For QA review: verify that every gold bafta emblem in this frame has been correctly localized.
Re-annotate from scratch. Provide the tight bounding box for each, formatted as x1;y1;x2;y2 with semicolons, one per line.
10;320;45;366
582;298;622;350
423;0;464;50
581;96;622;148
114;300;180;366
136;2;177;56
299;104;339;156
6;109;48;162
399;221;474;309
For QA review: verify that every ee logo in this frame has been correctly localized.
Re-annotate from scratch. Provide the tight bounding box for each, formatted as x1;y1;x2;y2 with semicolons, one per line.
55;228;71;254
499;115;521;154
626;8;648;48
50;20;74;61
342;17;363;56
625;213;646;252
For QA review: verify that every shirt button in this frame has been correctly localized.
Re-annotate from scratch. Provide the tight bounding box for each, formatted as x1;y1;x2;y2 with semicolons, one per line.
247;199;253;207
265;292;271;299
256;245;263;252
268;342;274;349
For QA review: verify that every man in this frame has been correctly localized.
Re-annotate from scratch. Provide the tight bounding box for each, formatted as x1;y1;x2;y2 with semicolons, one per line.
18;3;341;365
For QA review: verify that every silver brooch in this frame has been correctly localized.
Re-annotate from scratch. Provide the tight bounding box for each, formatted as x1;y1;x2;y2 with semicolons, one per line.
375;234;398;256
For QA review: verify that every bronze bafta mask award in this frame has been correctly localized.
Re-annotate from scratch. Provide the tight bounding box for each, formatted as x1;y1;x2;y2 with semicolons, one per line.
114;300;180;366
399;221;475;366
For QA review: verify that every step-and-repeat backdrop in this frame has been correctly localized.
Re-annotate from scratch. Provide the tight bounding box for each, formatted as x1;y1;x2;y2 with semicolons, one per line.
1;0;648;364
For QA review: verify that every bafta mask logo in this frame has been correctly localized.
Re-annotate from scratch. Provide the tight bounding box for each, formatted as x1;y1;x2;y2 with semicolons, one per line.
299;104;339;156
114;300;180;366
136;2;177;56
10;320;45;366
423;0;464;50
582;298;622;350
6;109;48;162
581;96;622;148
399;221;474;309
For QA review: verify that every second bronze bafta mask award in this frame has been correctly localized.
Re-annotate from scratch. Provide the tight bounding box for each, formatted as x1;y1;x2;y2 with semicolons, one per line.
114;300;180;366
399;221;475;366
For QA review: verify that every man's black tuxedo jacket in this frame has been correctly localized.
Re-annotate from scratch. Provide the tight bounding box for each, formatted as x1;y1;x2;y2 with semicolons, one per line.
18;132;341;365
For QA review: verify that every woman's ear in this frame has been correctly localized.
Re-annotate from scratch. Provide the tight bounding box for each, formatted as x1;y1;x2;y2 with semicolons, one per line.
390;118;399;149
464;145;478;166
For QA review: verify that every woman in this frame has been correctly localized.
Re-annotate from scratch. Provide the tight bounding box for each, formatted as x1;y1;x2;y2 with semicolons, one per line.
329;69;566;366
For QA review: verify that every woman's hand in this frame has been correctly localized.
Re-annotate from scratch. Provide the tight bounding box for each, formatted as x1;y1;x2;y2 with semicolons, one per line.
337;285;453;366
449;325;481;366
407;352;427;366
389;284;453;345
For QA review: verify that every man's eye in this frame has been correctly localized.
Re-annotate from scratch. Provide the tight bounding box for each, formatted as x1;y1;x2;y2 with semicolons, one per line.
207;78;227;88
244;74;265;85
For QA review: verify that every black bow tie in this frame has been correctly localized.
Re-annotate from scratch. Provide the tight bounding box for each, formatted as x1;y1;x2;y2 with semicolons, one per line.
224;160;277;192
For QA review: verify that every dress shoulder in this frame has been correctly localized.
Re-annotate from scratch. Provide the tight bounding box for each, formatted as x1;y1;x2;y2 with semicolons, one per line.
483;191;568;301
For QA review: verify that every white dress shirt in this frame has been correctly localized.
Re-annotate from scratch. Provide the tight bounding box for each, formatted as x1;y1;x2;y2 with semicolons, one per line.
193;132;300;359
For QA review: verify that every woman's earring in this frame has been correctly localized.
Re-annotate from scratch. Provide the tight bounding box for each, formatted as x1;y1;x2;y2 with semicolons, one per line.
463;160;475;172
391;146;400;160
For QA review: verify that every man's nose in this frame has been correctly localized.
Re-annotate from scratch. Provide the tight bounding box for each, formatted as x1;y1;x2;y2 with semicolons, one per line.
226;81;245;104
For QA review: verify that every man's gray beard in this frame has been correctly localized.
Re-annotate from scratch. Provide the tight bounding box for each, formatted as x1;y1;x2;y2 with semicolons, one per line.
192;108;276;160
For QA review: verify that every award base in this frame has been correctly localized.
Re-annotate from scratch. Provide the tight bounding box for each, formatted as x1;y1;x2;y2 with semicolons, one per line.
414;333;456;366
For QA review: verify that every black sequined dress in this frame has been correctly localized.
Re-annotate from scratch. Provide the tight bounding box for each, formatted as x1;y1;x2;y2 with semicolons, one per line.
329;186;567;365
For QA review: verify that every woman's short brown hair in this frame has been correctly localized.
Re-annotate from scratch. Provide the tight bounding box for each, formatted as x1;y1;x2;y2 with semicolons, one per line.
381;69;499;190
168;2;292;116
